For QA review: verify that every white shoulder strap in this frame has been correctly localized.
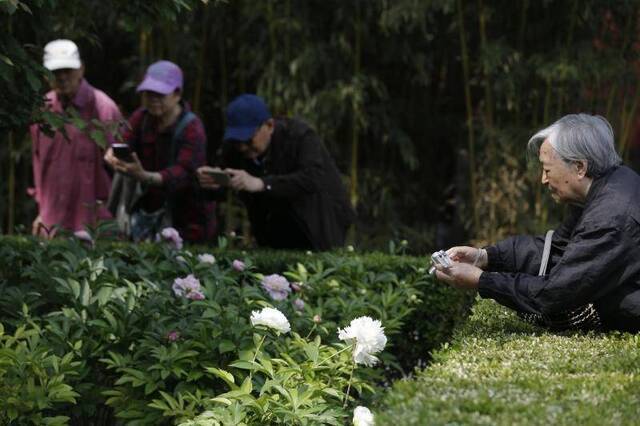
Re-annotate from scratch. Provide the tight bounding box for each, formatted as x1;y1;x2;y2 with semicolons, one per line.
538;230;555;276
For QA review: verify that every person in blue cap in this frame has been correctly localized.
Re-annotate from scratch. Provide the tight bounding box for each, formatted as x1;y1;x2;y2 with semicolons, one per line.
197;94;354;250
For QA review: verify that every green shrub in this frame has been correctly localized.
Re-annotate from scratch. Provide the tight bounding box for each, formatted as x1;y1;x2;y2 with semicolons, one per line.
0;235;473;424
377;298;640;425
0;319;79;425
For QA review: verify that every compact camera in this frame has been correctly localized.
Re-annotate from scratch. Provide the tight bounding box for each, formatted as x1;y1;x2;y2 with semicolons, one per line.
429;250;453;275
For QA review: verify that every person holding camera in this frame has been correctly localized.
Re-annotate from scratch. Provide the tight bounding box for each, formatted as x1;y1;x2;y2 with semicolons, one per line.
104;60;215;243
197;94;354;250
433;114;640;332
30;39;122;238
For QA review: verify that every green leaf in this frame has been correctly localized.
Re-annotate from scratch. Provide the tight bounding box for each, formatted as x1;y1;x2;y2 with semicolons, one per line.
211;397;233;405
25;69;41;91
0;54;14;66
240;376;253;394
93;286;114;306
205;367;236;388
218;339;236;354
80;280;92;306
230;360;262;371
67;279;81;299
89;129;107;149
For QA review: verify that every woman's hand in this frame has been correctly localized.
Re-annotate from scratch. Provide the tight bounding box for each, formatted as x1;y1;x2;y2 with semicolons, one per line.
105;147;146;180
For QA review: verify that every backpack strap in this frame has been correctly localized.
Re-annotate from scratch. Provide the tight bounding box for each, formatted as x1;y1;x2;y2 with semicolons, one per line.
164;110;198;230
538;230;555;276
169;111;196;166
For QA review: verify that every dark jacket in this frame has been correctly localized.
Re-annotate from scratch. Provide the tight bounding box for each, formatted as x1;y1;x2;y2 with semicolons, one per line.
219;117;354;250
478;165;640;332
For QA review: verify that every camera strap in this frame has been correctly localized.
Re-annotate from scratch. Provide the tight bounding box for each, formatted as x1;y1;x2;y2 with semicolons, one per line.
538;230;554;276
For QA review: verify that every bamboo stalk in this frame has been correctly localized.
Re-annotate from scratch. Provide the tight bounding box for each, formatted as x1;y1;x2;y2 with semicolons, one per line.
267;1;277;101
477;0;496;241
139;29;148;67
619;84;640;159
457;0;478;232
216;10;234;238
478;0;494;129
7;131;15;234
515;0;529;126
193;3;210;114
349;0;362;209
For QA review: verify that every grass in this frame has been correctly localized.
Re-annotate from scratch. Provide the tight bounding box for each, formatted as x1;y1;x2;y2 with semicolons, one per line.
377;297;640;425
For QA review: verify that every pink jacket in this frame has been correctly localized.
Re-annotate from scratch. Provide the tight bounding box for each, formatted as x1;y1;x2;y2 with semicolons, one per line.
30;79;122;234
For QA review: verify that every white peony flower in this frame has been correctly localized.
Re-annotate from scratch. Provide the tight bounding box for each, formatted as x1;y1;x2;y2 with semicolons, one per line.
338;316;387;366
353;406;374;426
197;253;216;264
250;307;291;334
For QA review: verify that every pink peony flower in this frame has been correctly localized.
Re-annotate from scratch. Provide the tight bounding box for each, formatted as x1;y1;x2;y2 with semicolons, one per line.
188;290;205;300
172;274;205;300
232;259;246;272
293;298;305;311
291;282;302;292
261;274;291;301
159;227;183;250
73;230;94;247
313;314;322;323
166;331;180;342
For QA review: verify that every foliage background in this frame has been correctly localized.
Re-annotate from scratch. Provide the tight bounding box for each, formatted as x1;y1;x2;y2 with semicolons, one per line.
3;0;640;249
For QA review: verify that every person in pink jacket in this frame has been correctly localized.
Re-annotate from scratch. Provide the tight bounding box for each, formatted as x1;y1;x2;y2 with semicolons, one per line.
30;39;122;238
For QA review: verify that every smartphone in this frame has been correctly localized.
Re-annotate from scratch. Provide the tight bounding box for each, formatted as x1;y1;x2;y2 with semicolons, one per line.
112;143;134;162
204;170;231;186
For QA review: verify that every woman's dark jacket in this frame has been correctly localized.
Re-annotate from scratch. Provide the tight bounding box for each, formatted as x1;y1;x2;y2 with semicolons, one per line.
218;117;354;251
478;165;640;332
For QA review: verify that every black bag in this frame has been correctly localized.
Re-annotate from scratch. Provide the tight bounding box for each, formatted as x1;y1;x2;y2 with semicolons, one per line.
518;230;602;331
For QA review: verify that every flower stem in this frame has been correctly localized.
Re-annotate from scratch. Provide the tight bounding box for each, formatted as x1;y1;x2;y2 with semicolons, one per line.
343;362;355;407
252;334;266;364
304;323;317;340
316;343;353;367
250;334;266;381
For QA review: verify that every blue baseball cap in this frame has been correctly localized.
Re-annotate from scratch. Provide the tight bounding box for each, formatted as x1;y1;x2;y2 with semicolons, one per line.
224;94;271;142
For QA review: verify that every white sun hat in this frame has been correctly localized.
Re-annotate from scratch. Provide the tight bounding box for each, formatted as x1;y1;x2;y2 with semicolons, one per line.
43;39;82;71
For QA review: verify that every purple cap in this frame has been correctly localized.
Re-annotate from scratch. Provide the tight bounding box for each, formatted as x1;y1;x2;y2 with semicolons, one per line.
136;60;183;95
224;94;271;142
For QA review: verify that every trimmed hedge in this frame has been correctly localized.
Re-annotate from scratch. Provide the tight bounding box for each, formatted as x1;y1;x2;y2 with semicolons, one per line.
0;235;473;424
377;298;640;425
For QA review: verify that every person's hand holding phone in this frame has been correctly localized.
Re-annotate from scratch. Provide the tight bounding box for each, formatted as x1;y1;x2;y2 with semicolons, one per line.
112;143;134;162
197;166;227;190
104;144;147;180
226;168;265;192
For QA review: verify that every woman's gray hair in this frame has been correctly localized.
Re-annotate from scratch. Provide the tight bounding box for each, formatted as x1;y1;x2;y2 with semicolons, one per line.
527;114;622;177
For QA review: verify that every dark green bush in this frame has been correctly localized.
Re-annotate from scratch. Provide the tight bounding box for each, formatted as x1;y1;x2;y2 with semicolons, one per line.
0;235;472;424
